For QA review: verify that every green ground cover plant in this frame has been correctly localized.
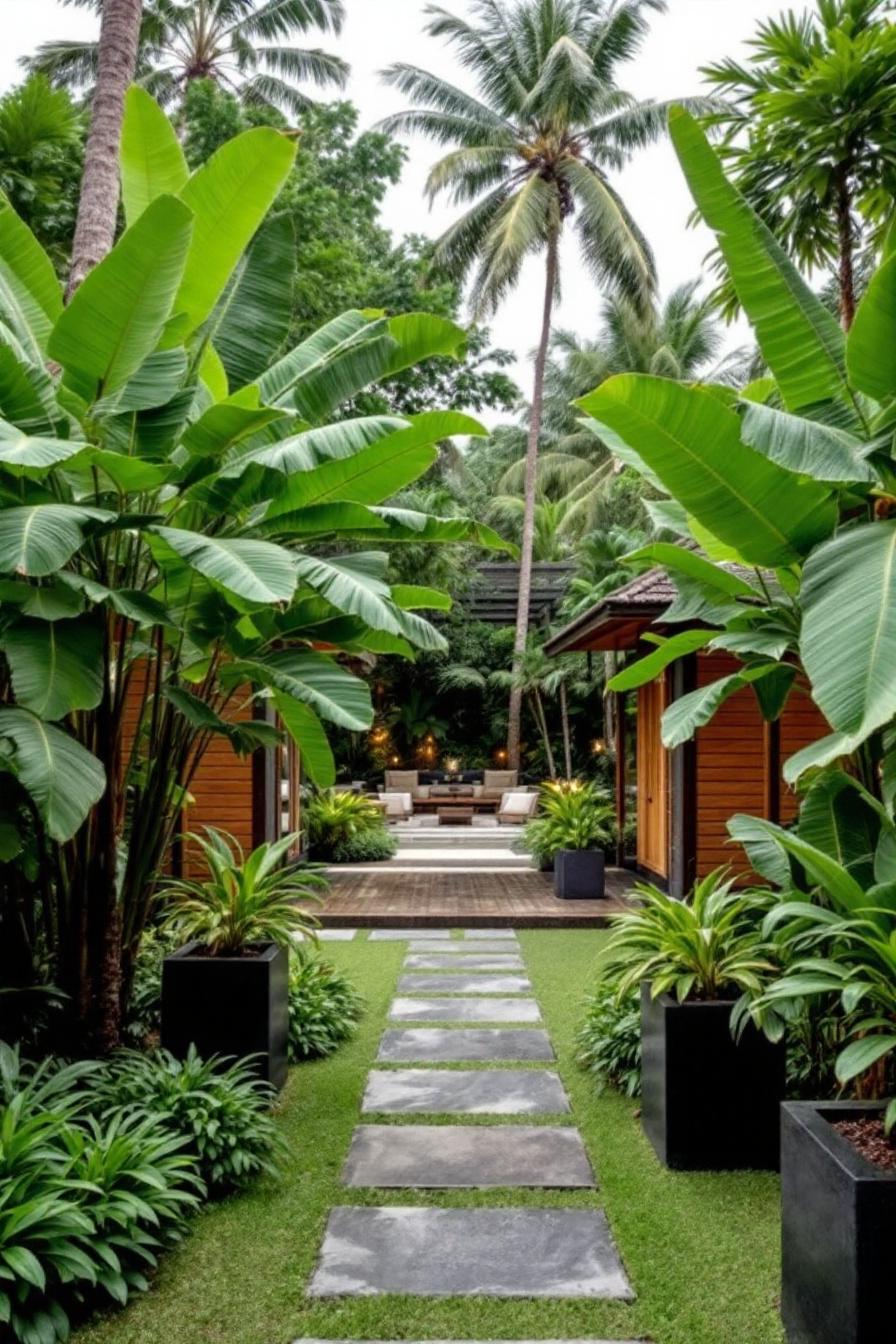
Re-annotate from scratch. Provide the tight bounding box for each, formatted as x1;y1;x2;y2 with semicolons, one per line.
69;932;784;1344
287;949;365;1062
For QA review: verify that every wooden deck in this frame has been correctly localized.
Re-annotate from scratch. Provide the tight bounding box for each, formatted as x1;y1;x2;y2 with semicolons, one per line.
316;866;635;928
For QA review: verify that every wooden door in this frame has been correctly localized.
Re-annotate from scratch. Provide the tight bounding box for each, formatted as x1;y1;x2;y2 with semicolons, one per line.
637;677;669;879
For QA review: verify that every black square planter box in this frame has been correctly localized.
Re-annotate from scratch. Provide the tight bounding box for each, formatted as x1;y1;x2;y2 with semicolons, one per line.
781;1101;896;1344
161;941;288;1089
641;985;786;1170
554;848;605;900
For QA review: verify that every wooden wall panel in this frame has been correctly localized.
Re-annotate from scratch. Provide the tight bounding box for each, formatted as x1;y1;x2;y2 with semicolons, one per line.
695;652;766;878
779;681;831;822
182;698;256;876
636;677;669;879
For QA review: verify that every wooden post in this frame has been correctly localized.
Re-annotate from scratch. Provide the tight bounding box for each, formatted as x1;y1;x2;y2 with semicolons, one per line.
614;691;627;869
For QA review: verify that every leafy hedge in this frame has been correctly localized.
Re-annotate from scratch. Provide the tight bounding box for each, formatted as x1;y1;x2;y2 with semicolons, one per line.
331;828;398;864
0;1042;279;1343
288;952;364;1061
576;985;642;1097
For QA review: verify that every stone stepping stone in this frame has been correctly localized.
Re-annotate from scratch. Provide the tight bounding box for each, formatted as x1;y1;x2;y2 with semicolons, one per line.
398;973;532;994
362;1068;571;1115
342;1124;595;1189
377;1028;554;1063
315;929;358;941
462;928;519;939
368;928;450;940
308;1206;633;1298
405;954;524;972
389;997;541;1024
406;940;515;955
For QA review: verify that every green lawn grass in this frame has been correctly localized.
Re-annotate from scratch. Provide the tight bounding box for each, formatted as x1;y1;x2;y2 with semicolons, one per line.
74;931;784;1344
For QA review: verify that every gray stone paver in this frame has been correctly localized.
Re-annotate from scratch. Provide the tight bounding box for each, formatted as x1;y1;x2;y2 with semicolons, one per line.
343;1124;594;1188
315;929;358;941
361;1068;570;1115
461;929;519;939
406;940;517;955
389;996;541;1024
405;953;524;971
398;973;532;994
308;1207;633;1298
377;1027;554;1062
368;928;451;940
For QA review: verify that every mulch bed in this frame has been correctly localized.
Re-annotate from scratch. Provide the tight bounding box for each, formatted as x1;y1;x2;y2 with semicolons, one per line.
833;1116;896;1173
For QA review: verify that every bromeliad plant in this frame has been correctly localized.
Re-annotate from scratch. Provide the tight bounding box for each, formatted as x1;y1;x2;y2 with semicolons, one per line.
523;779;614;860
0;86;511;1051
157;828;325;954
303;789;385;860
602;868;778;1003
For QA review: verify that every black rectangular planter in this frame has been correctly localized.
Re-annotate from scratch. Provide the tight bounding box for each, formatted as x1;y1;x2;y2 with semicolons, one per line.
640;985;786;1170
161;941;288;1089
554;848;605;900
781;1101;896;1344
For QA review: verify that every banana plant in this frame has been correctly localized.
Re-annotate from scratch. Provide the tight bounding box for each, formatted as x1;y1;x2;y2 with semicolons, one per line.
0;88;510;1051
574;108;896;801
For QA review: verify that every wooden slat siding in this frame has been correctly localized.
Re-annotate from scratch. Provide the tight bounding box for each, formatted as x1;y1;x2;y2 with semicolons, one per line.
636;676;669;878
778;680;831;822
695;652;766;879
182;696;256;876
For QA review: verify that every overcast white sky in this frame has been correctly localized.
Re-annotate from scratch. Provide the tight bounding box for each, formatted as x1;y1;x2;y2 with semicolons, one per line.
2;0;784;392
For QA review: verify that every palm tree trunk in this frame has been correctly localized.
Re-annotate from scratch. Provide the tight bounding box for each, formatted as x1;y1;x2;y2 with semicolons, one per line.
835;165;856;332
529;690;557;780
67;0;143;297
507;231;559;770
559;680;573;779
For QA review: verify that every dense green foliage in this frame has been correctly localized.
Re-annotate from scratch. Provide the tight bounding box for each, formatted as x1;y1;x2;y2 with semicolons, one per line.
330;828;398;864
522;781;615;857
287;949;364;1060
577;983;642;1097
0;77;84;269
158;830;323;954
303;790;387;860
86;1048;281;1193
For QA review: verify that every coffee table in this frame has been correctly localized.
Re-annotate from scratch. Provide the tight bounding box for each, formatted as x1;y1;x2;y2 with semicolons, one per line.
437;806;474;825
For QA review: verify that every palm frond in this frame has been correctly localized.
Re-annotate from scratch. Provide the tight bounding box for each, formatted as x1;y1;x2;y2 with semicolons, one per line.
381;63;518;136
425;145;517;205
239;71;316;115
560;156;655;309
431;184;509;283
469;170;557;315
235;0;345;41
423;4;530;117
257;44;348;88
23;40;100;88
588;0;668;79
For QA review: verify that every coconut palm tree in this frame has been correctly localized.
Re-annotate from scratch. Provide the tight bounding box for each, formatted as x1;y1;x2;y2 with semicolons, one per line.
702;0;896;329
27;0;347;117
67;0;143;293
382;0;709;768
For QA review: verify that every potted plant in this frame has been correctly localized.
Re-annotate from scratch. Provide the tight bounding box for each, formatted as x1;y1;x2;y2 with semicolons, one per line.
159;828;325;1088
603;869;785;1169
526;781;614;898
756;878;896;1344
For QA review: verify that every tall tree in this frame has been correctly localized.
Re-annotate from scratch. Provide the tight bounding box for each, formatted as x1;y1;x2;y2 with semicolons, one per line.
383;0;706;768
28;0;347;116
703;0;896;330
67;0;143;293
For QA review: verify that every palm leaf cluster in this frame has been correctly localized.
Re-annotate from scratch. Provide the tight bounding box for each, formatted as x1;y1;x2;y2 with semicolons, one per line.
383;0;712;314
27;0;348;115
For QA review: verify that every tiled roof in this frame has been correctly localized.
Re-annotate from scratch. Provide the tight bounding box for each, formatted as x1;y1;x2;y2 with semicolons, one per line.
602;567;678;607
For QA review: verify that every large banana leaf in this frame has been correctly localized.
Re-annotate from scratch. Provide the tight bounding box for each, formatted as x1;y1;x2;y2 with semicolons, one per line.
669;109;854;418
0;707;105;841
661;664;782;748
48;197;193;401
3;617;103;720
174;128;296;336
212;214;297;390
740;402;876;485
623;542;759;598
608;630;714;693
0;344;60;434
271;693;335;787
797;769;885;889
217;415;408;481
258;309;395;415
0;423;86;475
0;197;62;361
151;526;297;605
120;87;189;226
180;390;287;460
354;508;515;553
800;521;896;739
294;551;446;651
0;504;111;576
264;412;482;516
580;375;837;566
847;253;896;405
228;650;372;731
728;814;868;912
379;312;467;377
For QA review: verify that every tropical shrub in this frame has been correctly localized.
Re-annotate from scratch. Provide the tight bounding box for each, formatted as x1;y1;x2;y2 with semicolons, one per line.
304;790;386;860
0;1044;201;1344
158;828;324;954
0;84;509;1052
287;950;364;1061
522;780;614;858
577;984;642;1097
602;869;778;1003
86;1048;281;1193
331;828;398;864
123;924;181;1046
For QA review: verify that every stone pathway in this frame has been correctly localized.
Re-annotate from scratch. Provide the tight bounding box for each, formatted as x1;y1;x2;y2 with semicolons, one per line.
308;928;634;1304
